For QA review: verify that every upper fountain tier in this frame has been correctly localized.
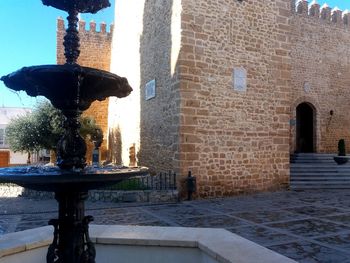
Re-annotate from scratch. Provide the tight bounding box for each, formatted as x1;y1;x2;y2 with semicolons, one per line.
42;0;110;13
1;64;132;112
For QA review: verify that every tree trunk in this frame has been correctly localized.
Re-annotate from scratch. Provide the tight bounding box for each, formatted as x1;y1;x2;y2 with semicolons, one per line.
50;150;57;165
27;152;31;164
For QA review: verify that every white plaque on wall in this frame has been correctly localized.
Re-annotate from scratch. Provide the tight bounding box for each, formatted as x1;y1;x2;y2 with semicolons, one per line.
145;79;156;100
303;82;311;93
233;67;247;92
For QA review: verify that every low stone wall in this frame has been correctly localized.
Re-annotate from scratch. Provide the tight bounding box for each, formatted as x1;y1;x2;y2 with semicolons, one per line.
0;184;23;198
0;185;178;203
21;189;54;200
89;190;178;203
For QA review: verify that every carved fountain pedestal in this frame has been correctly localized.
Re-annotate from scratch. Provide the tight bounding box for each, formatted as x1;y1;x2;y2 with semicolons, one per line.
0;1;148;262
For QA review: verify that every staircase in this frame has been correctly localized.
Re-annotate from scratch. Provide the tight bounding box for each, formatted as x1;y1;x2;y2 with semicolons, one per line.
290;153;350;190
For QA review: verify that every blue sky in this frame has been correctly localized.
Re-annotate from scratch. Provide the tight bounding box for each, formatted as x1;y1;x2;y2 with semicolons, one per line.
0;0;348;108
0;0;115;108
317;1;350;10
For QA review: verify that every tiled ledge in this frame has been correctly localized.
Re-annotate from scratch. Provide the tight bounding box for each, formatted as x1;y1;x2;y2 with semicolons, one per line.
0;225;297;263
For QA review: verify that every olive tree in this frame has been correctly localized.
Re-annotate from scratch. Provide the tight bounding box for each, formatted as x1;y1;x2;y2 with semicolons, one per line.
6;101;103;164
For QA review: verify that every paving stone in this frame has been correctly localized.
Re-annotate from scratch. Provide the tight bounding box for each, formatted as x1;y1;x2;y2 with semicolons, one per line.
15;220;48;232
92;212;159;225
87;207;142;216
130;221;172;227
267;219;350;238
174;215;248;228
268;240;350;263
145;204;213;218
20;213;57;221
228;225;298;246
231;210;306;224
315;233;350;250
283;206;346;217
321;213;350;226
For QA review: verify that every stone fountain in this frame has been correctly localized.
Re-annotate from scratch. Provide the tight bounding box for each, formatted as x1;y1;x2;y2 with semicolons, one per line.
0;0;148;262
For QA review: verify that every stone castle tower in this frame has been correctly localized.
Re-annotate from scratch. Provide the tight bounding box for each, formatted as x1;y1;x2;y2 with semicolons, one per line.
111;0;350;198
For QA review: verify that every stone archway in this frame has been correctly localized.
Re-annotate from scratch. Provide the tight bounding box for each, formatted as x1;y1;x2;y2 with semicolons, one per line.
296;102;316;153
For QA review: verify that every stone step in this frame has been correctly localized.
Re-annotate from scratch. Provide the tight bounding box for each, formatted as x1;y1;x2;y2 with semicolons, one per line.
290;163;350;170
291;167;350;170
292;171;350;174
290;153;350;189
292;156;335;159
291;170;350;173
290;182;350;189
291;167;350;171
292;153;336;156
291;177;350;181
292;161;336;163
291;169;350;172
292;175;350;179
292;159;335;162
290;185;350;189
292;161;336;164
292;154;334;157
290;153;341;164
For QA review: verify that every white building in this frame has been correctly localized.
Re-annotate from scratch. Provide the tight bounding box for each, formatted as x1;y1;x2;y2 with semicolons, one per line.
0;107;32;167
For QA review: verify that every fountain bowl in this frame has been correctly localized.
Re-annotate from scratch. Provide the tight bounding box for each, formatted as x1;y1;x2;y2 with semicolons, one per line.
42;0;111;13
1;64;132;112
0;166;149;192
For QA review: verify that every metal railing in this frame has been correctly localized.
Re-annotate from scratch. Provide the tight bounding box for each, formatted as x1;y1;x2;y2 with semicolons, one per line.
106;171;177;191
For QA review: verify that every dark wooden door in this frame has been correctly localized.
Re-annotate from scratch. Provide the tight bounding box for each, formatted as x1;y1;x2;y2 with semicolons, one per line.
296;103;314;153
0;151;9;167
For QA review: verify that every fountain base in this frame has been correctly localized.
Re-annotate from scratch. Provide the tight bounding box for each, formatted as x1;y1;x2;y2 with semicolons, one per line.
0;225;297;263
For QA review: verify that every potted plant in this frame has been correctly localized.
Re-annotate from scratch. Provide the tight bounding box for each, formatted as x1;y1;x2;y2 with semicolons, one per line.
334;139;349;165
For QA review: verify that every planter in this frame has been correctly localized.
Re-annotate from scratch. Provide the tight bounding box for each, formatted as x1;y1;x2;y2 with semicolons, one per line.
334;156;349;165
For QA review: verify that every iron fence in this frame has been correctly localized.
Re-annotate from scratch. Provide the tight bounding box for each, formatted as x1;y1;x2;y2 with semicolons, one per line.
105;171;177;191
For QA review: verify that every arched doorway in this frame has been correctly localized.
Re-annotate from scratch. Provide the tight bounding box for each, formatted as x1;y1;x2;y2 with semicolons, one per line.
296;102;315;153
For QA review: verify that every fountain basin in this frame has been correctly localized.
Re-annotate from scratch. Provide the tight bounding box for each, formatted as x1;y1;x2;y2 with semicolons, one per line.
0;225;297;263
0;166;149;192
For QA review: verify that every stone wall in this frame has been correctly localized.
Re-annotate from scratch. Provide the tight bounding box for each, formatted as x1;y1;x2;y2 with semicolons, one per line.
290;1;350;153
108;0;145;166
0;184;23;198
138;0;182;174
175;0;291;197
57;18;113;162
3;186;178;204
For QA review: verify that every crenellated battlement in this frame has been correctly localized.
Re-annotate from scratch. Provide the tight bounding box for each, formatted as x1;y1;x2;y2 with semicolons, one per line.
57;16;114;34
294;0;350;27
56;16;113;70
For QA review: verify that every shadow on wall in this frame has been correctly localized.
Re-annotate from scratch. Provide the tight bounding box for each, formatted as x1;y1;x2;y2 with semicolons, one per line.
138;0;180;174
108;126;122;165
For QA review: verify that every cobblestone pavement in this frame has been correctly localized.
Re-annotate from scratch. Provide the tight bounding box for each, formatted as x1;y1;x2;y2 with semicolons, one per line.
1;190;350;262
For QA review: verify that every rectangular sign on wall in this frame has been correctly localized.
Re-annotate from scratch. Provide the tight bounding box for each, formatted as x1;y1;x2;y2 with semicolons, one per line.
145;79;156;100
233;67;247;92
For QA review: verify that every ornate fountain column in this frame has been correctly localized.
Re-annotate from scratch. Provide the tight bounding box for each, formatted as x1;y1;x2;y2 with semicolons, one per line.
47;4;97;263
47;192;95;263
